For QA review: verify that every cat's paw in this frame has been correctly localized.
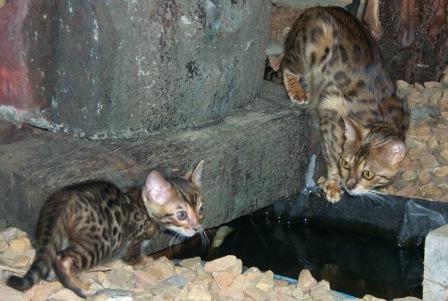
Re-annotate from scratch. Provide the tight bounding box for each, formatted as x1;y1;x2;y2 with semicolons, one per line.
283;71;309;104
288;89;309;104
81;280;103;297
322;179;342;203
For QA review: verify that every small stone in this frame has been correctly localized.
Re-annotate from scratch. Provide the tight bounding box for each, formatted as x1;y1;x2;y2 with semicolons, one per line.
143;256;175;281
291;287;304;299
424;81;441;89
133;270;159;289
255;270;274;292
270;291;297;301
442;66;448;84
430;90;444;104
30;281;63;301
414;83;425;91
401;170;417;182
204;255;242;278
362;295;387;301
243;286;266;301
419;154;440;167
407;148;426;161
164;274;188;288
179;256;202;271
151;282;178;296
274;279;289;287
0;228;28;242
309;280;330;300
396;185;419;197
212;270;235;289
47;288;83;301
187;284;212;301
0;248;34;269
133;290;154;301
9;237;32;253
427;136;440;149
440;148;448;161
420;183;442;200
219;287;246;300
434;165;448;177
0;282;27;301
418;168;431;184
103;263;134;290
297;269;317;293
0;239;9;252
193;270;213;288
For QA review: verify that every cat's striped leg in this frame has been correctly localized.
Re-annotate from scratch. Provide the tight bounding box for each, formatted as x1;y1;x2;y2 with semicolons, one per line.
283;69;309;104
53;245;102;298
122;240;147;268
318;104;346;203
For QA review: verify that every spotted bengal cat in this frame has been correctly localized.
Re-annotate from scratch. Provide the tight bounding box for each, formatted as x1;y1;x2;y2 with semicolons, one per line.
7;161;205;297
276;6;409;202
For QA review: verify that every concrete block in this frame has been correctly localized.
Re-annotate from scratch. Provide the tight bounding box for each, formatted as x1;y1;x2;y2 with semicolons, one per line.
0;0;270;138
423;224;448;301
0;82;312;253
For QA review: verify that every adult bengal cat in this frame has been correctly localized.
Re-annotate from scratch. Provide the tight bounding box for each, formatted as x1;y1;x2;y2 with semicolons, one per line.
277;6;409;202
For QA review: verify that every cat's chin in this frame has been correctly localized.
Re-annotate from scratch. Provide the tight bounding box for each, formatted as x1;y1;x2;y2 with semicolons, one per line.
344;187;370;196
166;227;197;238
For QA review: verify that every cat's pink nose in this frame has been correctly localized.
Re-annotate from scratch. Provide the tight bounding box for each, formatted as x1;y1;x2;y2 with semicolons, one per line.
346;179;357;190
191;221;200;231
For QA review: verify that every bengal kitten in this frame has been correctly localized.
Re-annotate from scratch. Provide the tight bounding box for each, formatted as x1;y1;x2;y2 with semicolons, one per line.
7;161;205;297
276;6;408;202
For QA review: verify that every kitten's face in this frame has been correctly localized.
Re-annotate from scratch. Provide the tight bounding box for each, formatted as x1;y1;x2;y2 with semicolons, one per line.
143;161;205;237
339;119;406;195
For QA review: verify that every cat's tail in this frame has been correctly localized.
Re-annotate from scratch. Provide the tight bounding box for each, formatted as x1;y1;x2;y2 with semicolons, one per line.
7;253;53;291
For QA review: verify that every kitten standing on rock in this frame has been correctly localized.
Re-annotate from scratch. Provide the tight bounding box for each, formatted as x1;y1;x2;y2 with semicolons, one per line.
274;6;409;202
7;161;205;297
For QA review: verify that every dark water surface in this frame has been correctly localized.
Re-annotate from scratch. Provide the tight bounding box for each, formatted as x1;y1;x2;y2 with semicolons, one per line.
175;211;423;300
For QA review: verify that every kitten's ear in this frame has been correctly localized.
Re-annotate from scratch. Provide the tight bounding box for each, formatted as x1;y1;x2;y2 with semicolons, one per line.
144;170;173;205
384;140;407;165
342;117;363;142
184;160;205;188
268;54;284;71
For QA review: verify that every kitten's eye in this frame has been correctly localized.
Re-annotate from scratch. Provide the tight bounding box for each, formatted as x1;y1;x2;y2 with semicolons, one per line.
176;211;187;220
340;158;350;169
363;170;375;180
199;205;204;215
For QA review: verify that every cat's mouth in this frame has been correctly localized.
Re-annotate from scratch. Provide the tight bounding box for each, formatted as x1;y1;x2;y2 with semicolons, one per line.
166;226;197;238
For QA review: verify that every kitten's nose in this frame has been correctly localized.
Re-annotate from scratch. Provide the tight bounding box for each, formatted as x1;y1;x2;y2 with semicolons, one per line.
191;221;200;231
346;179;357;190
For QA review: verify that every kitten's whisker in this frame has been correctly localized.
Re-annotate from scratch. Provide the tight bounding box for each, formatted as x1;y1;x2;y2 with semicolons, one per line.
199;227;210;251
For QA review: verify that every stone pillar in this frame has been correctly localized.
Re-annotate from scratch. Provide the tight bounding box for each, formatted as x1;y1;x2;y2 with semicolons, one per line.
0;0;270;138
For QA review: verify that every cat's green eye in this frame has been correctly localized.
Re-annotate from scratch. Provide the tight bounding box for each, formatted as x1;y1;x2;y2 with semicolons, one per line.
340;158;350;169
177;211;187;220
363;170;376;180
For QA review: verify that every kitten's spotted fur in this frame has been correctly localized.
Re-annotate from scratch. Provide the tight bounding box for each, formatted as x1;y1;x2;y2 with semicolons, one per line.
278;7;409;202
7;161;205;297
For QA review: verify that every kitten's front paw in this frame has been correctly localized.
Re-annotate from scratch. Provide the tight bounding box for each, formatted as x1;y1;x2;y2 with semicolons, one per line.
322;179;342;203
81;280;103;297
288;85;310;105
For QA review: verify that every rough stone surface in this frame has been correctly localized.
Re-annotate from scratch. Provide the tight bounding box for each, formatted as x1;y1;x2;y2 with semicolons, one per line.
423;224;448;301
0;82;312;252
0;0;270;138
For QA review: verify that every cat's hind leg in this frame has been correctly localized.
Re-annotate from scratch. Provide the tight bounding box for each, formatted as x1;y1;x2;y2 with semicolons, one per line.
52;246;102;298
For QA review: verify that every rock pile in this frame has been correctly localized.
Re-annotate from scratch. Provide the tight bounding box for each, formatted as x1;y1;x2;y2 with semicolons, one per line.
0;227;422;301
381;68;448;201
